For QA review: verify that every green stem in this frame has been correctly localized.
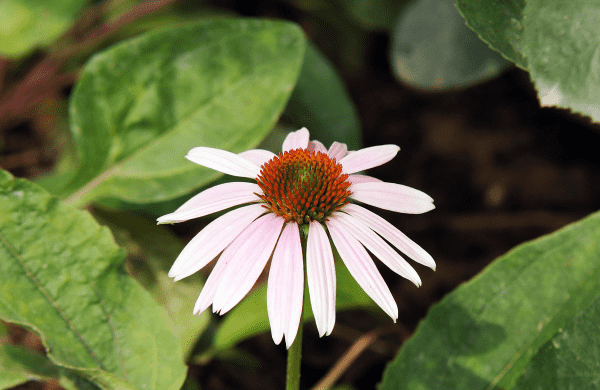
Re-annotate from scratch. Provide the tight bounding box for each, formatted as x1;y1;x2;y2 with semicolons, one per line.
286;318;303;390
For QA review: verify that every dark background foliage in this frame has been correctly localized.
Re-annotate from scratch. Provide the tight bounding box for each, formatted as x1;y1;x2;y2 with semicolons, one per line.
1;0;599;389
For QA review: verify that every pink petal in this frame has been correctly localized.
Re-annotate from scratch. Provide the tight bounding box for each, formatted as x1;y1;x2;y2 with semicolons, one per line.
339;145;400;174
343;203;435;269
157;182;261;224
186;147;261;178
267;223;304;348
193;255;229;315
350;182;434;214
282;127;310;152
211;214;285;314
308;140;327;154
168;204;266;281
306;221;336;337
346;174;382;185
238;149;276;167
327;141;348;161
326;218;398;321
332;212;421;286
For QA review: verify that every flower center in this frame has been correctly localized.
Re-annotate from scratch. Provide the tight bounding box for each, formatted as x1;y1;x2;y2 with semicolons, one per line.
256;149;352;224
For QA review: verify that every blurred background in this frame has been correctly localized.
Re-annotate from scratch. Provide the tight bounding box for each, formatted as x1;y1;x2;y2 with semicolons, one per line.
1;0;600;389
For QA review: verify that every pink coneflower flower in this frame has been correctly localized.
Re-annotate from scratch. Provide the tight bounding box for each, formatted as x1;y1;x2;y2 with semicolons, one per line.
158;128;435;348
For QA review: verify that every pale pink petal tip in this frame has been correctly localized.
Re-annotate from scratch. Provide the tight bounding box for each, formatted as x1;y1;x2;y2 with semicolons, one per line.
168;204;265;281
350;182;434;214
156;182;261;224
211;214;284;315
185;146;261;178
267;223;304;349
282;127;310;152
327;142;348;161
308;140;327;154
306;221;336;337
327;218;399;321
343;203;436;270
340;144;400;174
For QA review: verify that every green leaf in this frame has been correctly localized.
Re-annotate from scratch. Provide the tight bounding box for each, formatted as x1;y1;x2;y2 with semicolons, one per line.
522;0;600;123
514;294;600;390
391;0;511;91
342;0;410;31
92;208;210;359
284;42;362;150
0;170;186;390
380;210;600;390
457;0;600;122
456;0;527;68
62;18;306;207
0;345;60;388
0;0;88;58
212;253;375;352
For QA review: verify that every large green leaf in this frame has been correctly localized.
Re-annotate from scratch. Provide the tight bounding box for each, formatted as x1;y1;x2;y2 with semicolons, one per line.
0;0;88;58
457;0;600;123
284;42;362;150
380;211;600;389
514;294;600;390
522;0;600;123
456;0;527;68
0;345;59;388
391;0;511;91
61;18;305;207
0;170;186;390
212;253;378;352
93;208;210;359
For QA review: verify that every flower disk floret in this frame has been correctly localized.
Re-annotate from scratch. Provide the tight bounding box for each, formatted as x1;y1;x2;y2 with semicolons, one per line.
158;127;435;349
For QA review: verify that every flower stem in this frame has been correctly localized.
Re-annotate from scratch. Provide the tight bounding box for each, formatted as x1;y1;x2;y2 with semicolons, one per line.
286;319;303;390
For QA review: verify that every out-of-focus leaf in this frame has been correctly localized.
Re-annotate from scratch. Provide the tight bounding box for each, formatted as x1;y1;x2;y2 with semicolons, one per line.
522;0;600;123
0;345;59;388
392;0;511;91
284;42;361;150
514;294;600;390
212;253;376;352
380;211;600;389
456;0;527;68
0;0;88;58
93;208;210;359
60;19;305;207
457;0;600;123
0;170;186;390
342;0;409;30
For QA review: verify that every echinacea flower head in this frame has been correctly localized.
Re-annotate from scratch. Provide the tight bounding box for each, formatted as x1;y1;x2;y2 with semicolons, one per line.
158;128;435;348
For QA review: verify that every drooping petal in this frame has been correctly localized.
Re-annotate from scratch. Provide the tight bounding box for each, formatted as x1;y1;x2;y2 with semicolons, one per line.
306;221;336;337
331;212;421;286
343;203;435;269
350;182;434;214
239;149;276;167
157;182;261;224
346;174;382;185
326;218;398;321
193;254;229;315
308;140;327;154
267;223;304;348
186;146;261;178
327;141;348;161
282;127;310;152
211;214;285;314
168;204;266;281
339;145;400;174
